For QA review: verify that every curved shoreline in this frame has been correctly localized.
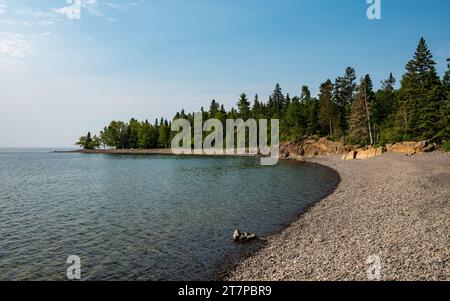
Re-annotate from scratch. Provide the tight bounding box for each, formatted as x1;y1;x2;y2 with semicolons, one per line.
225;152;450;281
215;161;341;280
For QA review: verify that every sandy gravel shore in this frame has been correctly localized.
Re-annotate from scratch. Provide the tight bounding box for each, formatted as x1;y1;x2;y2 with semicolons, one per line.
226;152;450;281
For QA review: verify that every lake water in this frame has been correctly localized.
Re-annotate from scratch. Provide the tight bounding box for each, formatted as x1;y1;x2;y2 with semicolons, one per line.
0;149;339;280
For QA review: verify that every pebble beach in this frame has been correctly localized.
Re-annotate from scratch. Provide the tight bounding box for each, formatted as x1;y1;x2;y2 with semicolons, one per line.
226;152;450;281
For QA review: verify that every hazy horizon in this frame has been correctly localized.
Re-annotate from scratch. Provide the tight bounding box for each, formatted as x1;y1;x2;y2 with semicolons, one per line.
1;0;449;147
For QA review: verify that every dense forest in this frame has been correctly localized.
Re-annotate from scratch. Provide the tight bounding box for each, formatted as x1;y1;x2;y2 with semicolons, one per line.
77;38;450;151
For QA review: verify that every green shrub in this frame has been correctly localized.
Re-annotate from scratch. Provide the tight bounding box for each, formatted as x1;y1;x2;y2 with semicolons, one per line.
443;141;450;152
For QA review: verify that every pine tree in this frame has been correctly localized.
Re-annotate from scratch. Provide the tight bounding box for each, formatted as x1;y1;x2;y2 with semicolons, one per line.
158;119;168;148
435;58;450;142
252;94;263;119
318;79;336;136
333;67;357;135
300;86;319;135
372;73;397;142
268;83;285;118
443;58;450;99
363;74;376;103
128;118;140;148
349;81;371;145
237;93;251;120
285;96;302;138
209;99;220;118
398;37;441;140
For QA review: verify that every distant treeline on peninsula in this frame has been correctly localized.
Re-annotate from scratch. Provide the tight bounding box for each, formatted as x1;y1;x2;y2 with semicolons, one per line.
77;38;450;151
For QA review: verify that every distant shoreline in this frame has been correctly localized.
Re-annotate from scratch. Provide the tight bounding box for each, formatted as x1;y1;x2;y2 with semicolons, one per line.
54;148;260;158
55;149;175;155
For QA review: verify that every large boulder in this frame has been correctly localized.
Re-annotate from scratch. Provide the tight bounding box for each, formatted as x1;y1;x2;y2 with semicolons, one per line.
355;147;383;160
301;137;345;157
342;151;357;160
386;142;417;154
280;137;345;159
342;147;383;160
386;140;436;154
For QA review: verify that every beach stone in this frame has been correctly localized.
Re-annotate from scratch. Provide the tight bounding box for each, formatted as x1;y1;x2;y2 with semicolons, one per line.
414;140;429;150
355;147;383;160
422;143;436;153
233;229;258;243
342;151;357;160
226;152;450;281
233;229;241;241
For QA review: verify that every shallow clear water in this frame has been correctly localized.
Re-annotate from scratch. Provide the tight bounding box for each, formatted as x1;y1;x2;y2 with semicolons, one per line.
0;149;339;280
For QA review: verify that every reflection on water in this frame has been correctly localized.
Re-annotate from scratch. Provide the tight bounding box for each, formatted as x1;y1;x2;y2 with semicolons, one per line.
0;151;339;280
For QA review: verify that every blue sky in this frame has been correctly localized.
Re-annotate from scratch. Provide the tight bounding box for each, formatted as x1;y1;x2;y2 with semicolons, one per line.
0;0;449;147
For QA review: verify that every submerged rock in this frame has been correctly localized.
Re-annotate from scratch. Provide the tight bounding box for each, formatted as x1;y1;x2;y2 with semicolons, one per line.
233;229;258;243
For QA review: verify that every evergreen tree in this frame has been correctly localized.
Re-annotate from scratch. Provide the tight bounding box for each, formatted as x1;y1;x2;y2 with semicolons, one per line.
78;38;449;149
372;73;396;142
128;118;140;148
435;58;450;143
443;58;450;99
300;86;319;135
237;93;251;120
363;74;376;103
252;94;263;119
138;120;154;148
333;67;357;135
349;81;370;145
285;96;302;139
318;79;336;136
158;119;168;148
209;99;220;118
397;37;441;140
268;83;285;118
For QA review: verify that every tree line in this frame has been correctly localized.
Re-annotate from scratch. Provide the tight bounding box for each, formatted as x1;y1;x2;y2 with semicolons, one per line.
77;38;450;150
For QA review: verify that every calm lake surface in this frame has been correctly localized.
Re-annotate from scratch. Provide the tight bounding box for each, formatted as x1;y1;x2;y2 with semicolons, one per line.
0;149;339;280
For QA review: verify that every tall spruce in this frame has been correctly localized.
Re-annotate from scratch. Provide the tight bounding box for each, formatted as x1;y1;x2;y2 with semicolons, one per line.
318;79;336;136
237;93;251;120
398;37;441;140
268;83;285;118
349;80;371;145
372;73;397;142
252;94;263;119
209;99;220;118
333;67;357;135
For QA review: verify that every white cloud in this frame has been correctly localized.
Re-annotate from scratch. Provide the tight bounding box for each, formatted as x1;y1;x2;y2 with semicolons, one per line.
15;7;55;18
0;32;54;61
54;0;82;20
0;32;34;59
54;0;103;20
0;0;6;15
12;7;60;26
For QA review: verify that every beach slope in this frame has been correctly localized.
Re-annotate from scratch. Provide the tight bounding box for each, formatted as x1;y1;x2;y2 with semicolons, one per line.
227;152;450;281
